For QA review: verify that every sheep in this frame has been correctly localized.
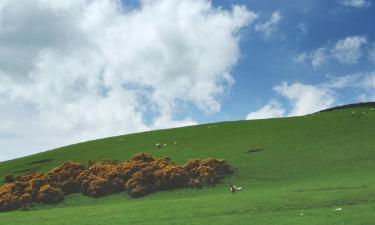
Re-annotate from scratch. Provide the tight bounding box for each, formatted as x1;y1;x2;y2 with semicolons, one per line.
230;185;242;193
155;143;161;150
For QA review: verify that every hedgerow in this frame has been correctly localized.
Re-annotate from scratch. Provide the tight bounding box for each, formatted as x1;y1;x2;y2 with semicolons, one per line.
0;153;233;212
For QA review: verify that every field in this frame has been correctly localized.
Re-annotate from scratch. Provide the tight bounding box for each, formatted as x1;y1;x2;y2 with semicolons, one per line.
0;106;375;225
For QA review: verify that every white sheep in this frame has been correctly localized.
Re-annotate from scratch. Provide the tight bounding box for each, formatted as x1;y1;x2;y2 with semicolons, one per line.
230;185;242;193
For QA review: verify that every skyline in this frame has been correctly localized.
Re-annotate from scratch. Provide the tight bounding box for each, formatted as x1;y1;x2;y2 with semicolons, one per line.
0;0;375;161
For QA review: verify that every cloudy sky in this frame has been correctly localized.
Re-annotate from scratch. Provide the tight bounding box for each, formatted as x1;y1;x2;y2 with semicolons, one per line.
0;0;374;161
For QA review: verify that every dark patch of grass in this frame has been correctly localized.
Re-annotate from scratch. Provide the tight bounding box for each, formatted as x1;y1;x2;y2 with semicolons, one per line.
29;159;53;165
244;148;264;154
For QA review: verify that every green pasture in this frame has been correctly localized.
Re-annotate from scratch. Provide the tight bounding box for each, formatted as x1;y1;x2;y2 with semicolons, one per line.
1;106;374;224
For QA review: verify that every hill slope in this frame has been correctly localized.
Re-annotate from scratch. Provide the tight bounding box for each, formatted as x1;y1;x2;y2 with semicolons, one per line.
1;106;375;225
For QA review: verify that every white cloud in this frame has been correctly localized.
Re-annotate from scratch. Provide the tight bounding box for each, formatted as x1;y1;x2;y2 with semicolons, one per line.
319;71;375;102
0;0;255;160
247;82;336;120
246;100;285;120
294;35;368;68
331;36;367;65
361;72;375;89
324;74;362;89
340;0;371;8
247;71;375;121
311;47;328;68
274;82;335;116
323;71;375;89
255;11;281;38
359;72;375;100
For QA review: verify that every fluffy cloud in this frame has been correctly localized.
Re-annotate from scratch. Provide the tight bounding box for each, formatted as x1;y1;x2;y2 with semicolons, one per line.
246;100;285;120
294;35;368;68
246;82;335;120
326;71;375;101
323;71;375;90
0;0;255;161
274;82;335;116
340;0;371;8
255;11;281;38
331;36;367;65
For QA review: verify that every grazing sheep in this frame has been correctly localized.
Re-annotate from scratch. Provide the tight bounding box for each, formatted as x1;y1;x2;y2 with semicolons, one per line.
155;143;161;150
230;185;242;193
119;137;125;141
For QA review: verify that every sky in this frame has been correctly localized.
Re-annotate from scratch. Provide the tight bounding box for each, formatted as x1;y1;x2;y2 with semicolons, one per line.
0;0;375;161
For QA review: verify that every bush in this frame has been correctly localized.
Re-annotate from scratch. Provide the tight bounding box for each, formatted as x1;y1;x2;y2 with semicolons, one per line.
36;184;64;204
0;153;233;212
78;164;125;197
47;162;86;194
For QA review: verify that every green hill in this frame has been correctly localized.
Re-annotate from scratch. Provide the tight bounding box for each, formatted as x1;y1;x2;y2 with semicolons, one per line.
1;105;375;225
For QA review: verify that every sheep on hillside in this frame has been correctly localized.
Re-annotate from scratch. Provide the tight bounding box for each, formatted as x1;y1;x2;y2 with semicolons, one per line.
230;185;242;193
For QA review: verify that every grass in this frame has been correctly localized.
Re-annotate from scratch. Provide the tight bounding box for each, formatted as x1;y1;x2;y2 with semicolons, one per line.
0;106;375;224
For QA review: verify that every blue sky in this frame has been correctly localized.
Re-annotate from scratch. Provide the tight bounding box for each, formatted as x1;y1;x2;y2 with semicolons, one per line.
207;0;375;122
0;0;374;161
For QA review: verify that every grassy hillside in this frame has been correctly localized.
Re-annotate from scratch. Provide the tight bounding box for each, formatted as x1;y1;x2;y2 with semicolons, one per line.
1;106;375;225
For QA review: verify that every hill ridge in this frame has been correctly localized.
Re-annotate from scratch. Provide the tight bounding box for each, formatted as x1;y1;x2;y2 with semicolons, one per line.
316;102;375;113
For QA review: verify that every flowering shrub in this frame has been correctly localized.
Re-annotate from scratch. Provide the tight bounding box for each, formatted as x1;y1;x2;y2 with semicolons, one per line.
0;153;233;212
